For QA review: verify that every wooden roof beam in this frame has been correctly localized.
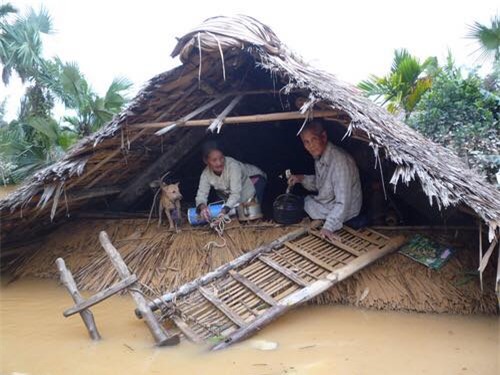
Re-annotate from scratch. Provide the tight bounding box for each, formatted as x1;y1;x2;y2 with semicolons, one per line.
134;110;342;130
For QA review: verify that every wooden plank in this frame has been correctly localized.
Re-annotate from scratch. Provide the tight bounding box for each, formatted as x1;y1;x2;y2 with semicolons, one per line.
258;255;309;287
363;227;391;240
342;226;385;246
229;270;277;306
134;110;339;129
198;286;246;327
171;315;204;344
55;258;101;341
63;275;137;317
284;241;336;272
309;230;362;257
99;231;179;347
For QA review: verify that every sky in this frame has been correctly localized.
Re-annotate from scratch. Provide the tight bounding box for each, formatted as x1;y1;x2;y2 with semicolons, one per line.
1;0;498;121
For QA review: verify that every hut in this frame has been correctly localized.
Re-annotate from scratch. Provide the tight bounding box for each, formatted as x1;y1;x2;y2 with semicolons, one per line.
1;15;499;314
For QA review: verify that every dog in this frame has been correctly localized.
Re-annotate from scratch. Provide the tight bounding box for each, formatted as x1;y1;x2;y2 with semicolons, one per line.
158;182;183;231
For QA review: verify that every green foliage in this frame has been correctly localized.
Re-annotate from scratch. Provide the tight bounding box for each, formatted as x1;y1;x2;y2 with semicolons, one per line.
52;59;132;136
0;5;53;84
359;49;438;119
467;15;500;63
408;56;500;183
0;4;131;183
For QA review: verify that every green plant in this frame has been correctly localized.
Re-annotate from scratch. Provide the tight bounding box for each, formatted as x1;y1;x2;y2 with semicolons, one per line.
408;55;499;183
467;15;500;63
359;49;438;119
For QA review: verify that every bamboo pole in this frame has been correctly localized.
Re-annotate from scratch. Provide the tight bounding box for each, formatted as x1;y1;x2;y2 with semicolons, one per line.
63;275;137;317
496;241;500;309
55;258;101;341
208;95;243;133
133;110;340;130
98;231;180;346
155;94;230;136
211;235;407;351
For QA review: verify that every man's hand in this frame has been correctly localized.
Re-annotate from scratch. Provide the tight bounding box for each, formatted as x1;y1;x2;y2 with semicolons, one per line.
320;228;342;243
287;174;304;187
198;204;211;222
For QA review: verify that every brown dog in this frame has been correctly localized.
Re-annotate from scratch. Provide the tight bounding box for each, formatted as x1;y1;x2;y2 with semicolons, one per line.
159;182;183;230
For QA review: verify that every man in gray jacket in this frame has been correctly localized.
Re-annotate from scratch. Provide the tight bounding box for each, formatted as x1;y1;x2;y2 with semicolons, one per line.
288;121;362;242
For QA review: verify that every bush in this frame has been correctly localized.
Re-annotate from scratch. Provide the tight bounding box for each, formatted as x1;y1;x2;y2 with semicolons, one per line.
408;59;500;184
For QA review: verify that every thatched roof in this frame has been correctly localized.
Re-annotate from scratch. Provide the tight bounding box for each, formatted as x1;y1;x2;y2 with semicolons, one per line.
1;15;499;245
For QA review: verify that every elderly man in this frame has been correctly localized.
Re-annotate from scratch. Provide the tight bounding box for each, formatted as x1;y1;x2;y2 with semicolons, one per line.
288;121;362;242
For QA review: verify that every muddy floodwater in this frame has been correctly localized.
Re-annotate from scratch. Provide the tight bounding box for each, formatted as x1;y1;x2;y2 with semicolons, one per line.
0;278;498;375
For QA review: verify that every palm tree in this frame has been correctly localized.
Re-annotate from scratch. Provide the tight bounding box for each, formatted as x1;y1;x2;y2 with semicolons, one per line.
467;15;500;63
0;6;132;182
358;49;438;119
0;5;53;85
49;59;132;136
0;3;16;19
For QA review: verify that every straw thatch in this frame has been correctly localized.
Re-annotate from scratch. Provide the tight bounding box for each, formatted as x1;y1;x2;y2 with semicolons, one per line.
9;219;497;314
1;15;499;246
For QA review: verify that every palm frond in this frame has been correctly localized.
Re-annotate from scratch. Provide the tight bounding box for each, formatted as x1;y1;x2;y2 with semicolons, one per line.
466;15;500;63
24;6;53;35
0;3;17;19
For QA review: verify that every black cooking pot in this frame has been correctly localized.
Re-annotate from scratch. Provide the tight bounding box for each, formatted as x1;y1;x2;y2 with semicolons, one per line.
273;193;304;224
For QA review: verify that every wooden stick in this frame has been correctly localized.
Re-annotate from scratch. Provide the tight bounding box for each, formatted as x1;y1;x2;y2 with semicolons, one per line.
171;315;203;344
309;230;362;257
55;258;101;341
479;221;483;292
208;95;243;133
134;110;340;130
63;275;137;317
211;235;407;350
370;225;479;231
136;222;321;318
198;286;246;327
155;94;230;136
98;231;179;347
284;242;335;272
229;271;277;306
258;255;309;287
496;240;500;309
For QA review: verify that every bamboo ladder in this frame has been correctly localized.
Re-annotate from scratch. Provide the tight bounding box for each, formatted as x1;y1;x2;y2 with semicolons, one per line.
136;223;406;350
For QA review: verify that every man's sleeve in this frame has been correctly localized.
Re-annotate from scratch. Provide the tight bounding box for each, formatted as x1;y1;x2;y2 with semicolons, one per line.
195;170;211;207
225;163;243;209
323;163;352;232
301;174;317;191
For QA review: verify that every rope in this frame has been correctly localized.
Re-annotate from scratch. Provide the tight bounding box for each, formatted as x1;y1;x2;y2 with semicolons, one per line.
204;215;231;250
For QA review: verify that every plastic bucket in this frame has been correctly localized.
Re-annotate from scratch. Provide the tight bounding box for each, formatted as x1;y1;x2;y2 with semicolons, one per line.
187;202;229;225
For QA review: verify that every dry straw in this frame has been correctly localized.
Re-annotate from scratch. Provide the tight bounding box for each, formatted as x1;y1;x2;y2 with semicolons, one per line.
9;219;497;315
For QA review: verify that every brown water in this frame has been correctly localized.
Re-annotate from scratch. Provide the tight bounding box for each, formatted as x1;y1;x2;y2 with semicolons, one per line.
0;278;498;375
0;185;17;199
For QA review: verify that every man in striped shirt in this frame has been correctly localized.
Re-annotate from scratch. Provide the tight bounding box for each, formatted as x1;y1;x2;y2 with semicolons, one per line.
288;121;362;242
